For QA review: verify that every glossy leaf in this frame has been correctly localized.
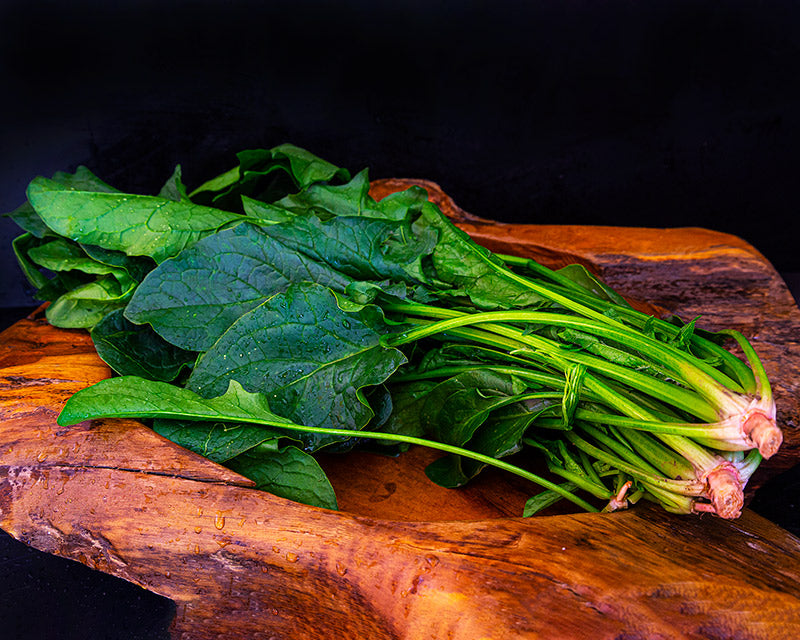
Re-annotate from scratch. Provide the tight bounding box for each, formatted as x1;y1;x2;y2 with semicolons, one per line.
152;419;283;463
187;282;407;449
228;445;338;510
91;309;196;381
125;222;355;352
46;275;134;329
27;177;242;263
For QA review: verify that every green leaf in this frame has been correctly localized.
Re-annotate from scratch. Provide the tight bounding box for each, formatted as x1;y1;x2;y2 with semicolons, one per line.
187;282;407;449
79;244;155;283
424;389;554;488
12;233;51;289
5;202;52;238
418;369;526;445
418;206;550;308
375;185;432;221
57;377;299;429
51;165;120;194
152;419;283;463
45;275;134;329
28;238;130;278
556;264;632;307
124;222;355;352
91;309;196;381
27;177;242;263
381;380;439;439
5;166;119;239
261;212;437;285
190;144;350;210
241;195;297;224
275;169;378;218
227;445;338;510
158;165;191;202
523;482;579;516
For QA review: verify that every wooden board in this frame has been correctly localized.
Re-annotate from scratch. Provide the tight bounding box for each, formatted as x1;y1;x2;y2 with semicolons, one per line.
2;179;800;638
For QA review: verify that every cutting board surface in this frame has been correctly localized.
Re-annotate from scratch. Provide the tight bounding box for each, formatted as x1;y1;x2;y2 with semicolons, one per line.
2;178;800;638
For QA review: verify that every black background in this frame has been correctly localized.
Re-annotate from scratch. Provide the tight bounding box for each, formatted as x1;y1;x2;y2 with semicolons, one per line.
1;1;799;638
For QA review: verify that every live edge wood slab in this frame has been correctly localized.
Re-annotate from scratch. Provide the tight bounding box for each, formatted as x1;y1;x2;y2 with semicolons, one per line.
2;179;800;639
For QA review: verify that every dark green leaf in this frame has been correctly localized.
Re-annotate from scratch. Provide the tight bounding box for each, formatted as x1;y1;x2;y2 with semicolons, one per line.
261;212;437;284
91;309;196;381
418;369;527;445
187;282;407;449
556;264;632;307
375;185;432;221
190;144;350;210
152;419;282;463
158;165;190;202
418;206;550;308
5;202;51;238
228;445;338;510
12;233;51;289
125;222;355;352
28;238;129;279
5;166;118;238
79;244;155;283
241;196;297;223
523;482;579;516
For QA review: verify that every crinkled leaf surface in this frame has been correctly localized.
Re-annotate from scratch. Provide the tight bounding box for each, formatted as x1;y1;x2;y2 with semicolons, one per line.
420;206;549;309
261;213;436;284
91;309;196;381
191;144;350;210
187;282;407;449
125;223;355;352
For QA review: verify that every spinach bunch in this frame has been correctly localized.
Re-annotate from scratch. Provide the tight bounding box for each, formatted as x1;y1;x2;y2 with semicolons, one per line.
8;144;780;518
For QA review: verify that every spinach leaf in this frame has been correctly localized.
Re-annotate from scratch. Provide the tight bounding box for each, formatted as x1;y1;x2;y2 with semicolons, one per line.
228;445;338;510
91;309;196;381
27;177;242;263
276;169;378;218
28;238;130;279
6;202;52;239
45;275;134;329
556;263;632;307
418;206;550;309
152;419;283;463
157;165;190;202
5;166;119;238
79;244;155;283
187;282;407;449
124;222;355;352
58;377;299;429
12;233;51;290
241;195;297;224
261;213;437;285
190;143;350;210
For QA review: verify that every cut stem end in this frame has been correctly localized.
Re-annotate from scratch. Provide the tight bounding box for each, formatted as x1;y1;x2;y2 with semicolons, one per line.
743;411;783;459
703;463;744;519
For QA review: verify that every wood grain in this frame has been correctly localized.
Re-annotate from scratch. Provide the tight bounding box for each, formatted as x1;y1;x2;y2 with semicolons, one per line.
1;179;800;638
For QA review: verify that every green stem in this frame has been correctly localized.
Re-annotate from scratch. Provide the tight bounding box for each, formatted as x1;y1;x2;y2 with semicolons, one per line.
386;305;745;416
496;254;756;394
